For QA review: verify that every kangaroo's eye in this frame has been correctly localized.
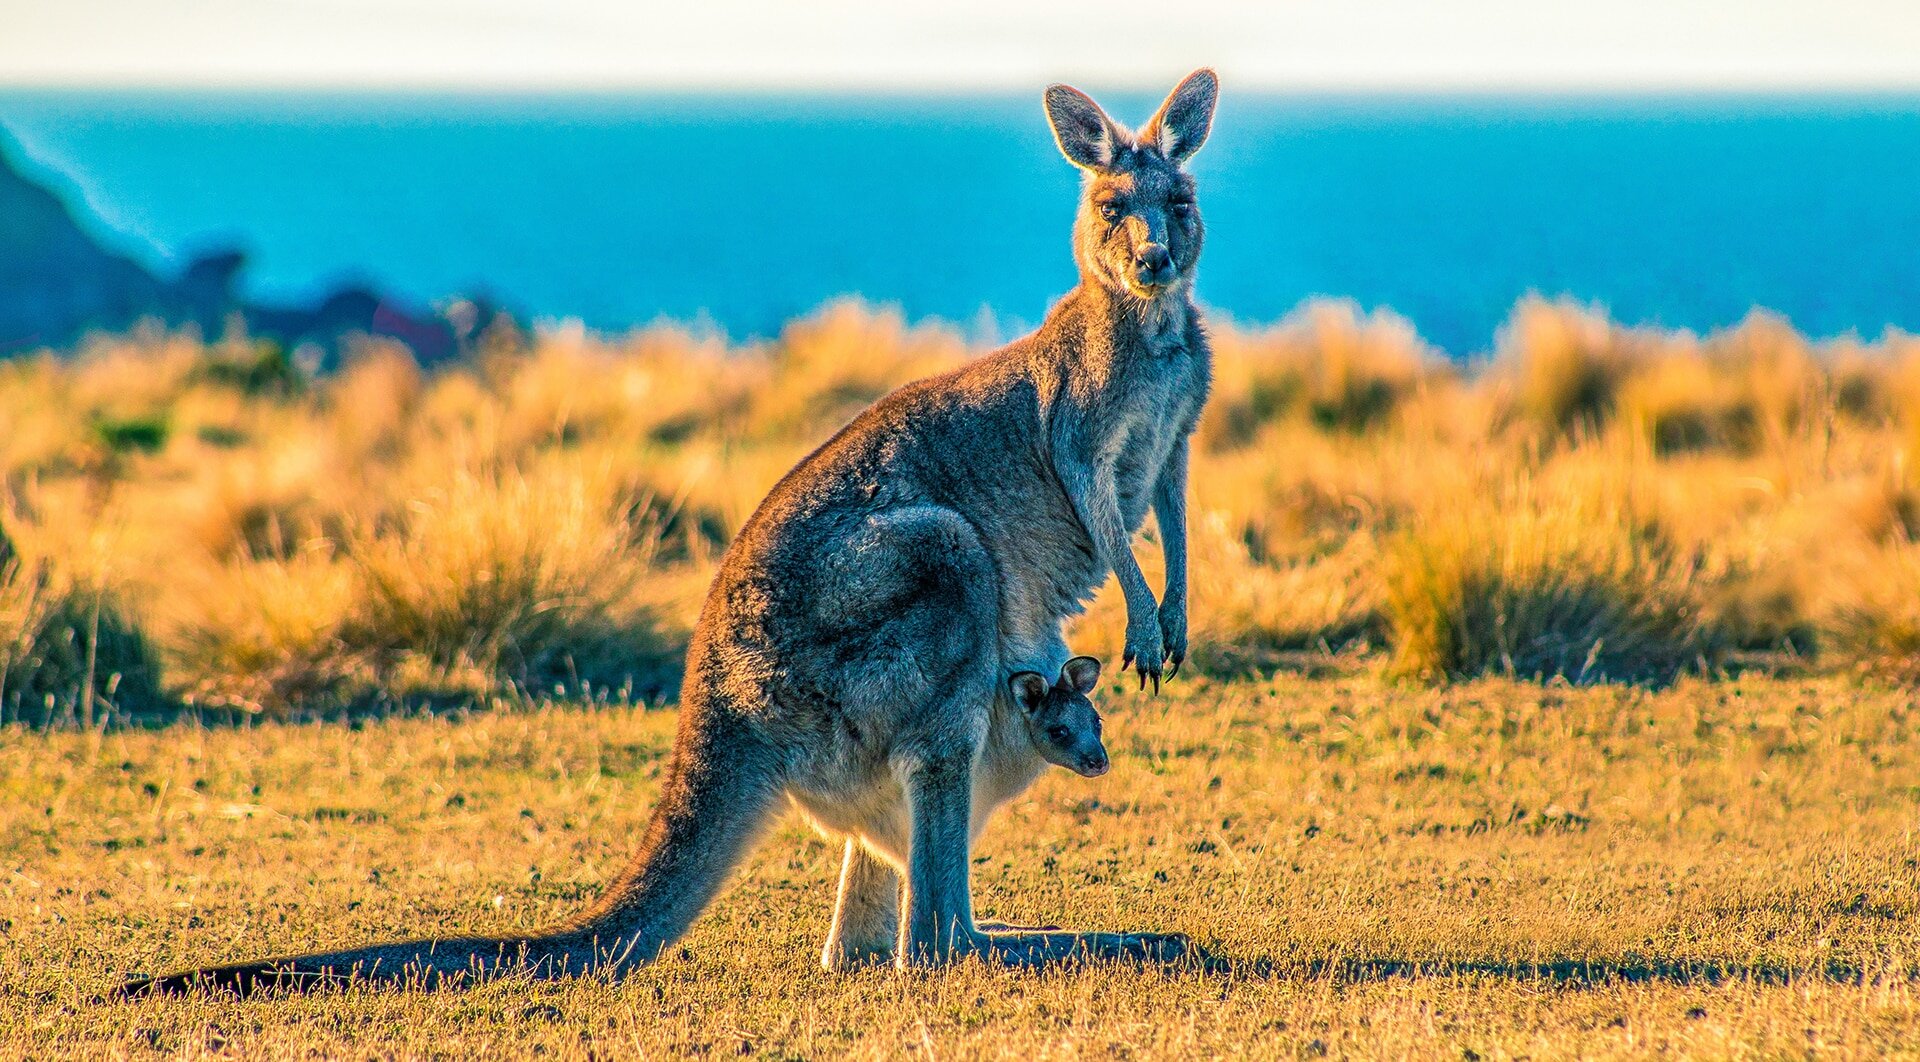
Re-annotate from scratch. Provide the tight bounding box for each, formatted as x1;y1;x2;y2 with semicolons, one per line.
1049;726;1071;743
1171;198;1195;216
1098;202;1121;222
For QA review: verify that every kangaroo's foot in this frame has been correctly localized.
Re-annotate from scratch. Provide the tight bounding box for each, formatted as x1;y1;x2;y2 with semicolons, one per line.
824;938;896;971
982;929;1196;967
894;928;1197;969
974;920;1063;933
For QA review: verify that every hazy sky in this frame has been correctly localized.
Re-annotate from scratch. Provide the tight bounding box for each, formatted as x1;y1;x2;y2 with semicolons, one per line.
3;0;1918;91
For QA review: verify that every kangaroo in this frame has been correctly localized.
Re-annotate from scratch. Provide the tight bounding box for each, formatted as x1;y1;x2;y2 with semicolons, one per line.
1010;656;1109;779
127;68;1219;995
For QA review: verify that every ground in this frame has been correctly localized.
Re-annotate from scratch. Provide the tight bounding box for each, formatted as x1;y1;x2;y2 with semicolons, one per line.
4;675;1918;1059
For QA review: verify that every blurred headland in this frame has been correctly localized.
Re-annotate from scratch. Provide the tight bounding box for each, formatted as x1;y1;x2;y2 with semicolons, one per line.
0;131;512;363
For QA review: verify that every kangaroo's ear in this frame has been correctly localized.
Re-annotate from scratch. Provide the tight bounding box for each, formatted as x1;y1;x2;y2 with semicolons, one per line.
1045;84;1123;172
1141;68;1218;164
1059;655;1101;695
1009;671;1051;713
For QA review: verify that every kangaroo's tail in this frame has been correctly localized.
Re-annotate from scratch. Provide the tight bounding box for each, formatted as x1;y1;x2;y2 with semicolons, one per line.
123;709;785;997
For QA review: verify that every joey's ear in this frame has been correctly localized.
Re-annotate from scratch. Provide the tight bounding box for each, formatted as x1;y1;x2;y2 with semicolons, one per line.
1009;671;1051;712
1141;68;1218;163
1058;655;1101;695
1044;84;1123;171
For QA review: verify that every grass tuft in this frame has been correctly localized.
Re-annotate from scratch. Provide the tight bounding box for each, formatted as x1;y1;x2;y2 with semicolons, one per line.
0;541;167;724
337;464;678;702
164;551;369;713
1201;300;1440;450
1822;542;1920;682
1384;488;1715;685
1494;297;1636;439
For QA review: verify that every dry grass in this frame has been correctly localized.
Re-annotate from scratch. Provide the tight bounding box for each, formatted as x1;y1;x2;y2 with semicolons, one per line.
1383;484;1714;685
5;296;1920;712
336;462;675;701
0;554;163;727
0;517;165;726
8;301;1920;1056
1821;540;1920;682
4;676;1917;1058
1203;300;1445;448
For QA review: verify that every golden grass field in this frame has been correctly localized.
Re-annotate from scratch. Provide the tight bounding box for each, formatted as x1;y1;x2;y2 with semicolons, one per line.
4;298;1920;1056
6;677;1918;1057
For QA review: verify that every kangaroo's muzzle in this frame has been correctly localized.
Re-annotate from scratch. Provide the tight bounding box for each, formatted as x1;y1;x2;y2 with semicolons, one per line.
1131;244;1175;292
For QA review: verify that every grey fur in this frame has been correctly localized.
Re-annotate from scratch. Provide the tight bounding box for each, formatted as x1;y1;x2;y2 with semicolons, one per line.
125;68;1219;995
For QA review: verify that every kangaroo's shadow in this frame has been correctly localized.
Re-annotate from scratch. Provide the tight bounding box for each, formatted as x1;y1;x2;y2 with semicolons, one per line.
953;927;1888;986
1181;952;1890;987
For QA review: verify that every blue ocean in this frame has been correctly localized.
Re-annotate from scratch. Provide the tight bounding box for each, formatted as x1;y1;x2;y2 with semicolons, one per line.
2;90;1918;355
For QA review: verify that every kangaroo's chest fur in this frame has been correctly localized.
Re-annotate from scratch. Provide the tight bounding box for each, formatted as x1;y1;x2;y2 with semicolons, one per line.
994;293;1211;663
1084;301;1209;531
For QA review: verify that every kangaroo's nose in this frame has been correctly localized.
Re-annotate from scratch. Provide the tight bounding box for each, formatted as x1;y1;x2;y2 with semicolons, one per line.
1134;244;1172;277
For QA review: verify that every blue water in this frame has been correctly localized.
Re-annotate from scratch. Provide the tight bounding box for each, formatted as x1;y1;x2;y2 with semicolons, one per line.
3;90;1919;355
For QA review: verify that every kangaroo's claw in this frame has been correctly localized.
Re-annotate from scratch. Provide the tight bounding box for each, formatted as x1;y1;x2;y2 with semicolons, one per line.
1133;659;1163;694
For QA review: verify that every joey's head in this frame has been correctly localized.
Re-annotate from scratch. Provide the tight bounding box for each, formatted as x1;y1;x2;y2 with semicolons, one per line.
1009;656;1109;778
1044;69;1218;304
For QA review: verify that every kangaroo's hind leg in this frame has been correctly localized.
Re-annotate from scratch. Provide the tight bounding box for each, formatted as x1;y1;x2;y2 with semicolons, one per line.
897;739;988;967
896;735;1194;968
797;503;999;969
821;840;899;970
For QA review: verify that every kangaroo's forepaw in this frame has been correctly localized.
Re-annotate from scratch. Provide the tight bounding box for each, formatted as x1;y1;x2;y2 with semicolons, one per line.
1121;615;1167;693
1158;605;1188;680
1121;646;1165;694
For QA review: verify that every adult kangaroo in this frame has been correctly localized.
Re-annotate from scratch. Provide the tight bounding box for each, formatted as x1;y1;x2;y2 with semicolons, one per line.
129;68;1219;994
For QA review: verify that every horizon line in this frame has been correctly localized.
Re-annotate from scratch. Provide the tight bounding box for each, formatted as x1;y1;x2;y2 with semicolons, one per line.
11;79;1920;98
9;74;1920;97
